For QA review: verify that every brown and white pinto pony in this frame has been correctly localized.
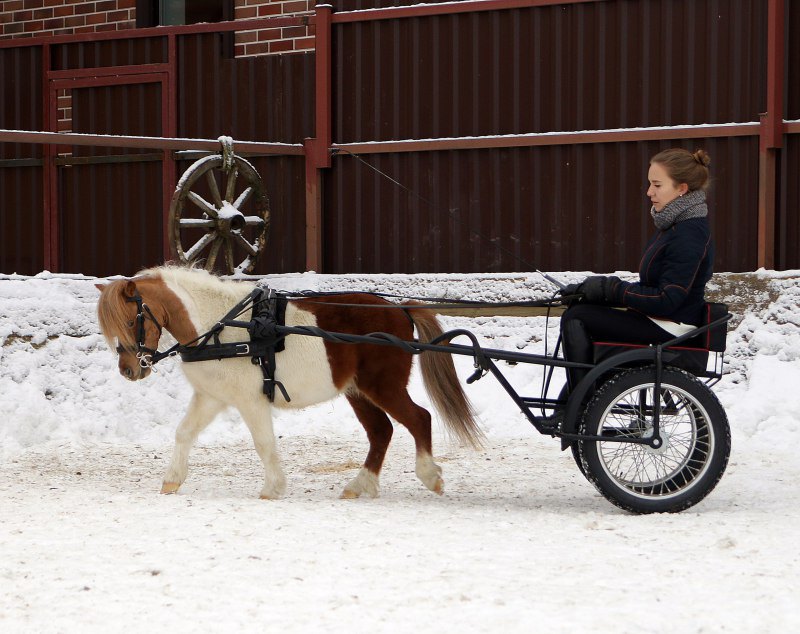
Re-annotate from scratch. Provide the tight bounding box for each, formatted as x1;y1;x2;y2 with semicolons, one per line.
96;265;484;499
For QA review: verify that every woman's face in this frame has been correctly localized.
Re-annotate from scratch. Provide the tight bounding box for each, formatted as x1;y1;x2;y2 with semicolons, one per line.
647;162;688;212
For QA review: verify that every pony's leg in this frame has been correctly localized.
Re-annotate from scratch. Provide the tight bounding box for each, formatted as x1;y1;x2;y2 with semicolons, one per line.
162;392;225;494
359;386;443;495
341;393;394;499
235;399;286;500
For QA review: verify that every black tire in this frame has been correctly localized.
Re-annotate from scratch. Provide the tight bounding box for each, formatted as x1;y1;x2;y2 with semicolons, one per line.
578;366;730;513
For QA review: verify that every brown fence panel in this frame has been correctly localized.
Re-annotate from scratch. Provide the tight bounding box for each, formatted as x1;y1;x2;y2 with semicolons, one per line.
0;44;44;275
781;0;800;270
60;82;164;276
325;0;766;273
51;36;168;71
324;136;758;274
779;136;800;270
333;0;766;143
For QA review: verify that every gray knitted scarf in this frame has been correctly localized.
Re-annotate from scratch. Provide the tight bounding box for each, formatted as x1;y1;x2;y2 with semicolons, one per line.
650;189;708;230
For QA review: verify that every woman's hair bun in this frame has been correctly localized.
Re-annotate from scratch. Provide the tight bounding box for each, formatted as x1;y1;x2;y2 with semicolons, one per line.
692;149;711;167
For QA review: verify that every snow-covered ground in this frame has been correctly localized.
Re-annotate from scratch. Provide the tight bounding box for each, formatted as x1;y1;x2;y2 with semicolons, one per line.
1;270;799;633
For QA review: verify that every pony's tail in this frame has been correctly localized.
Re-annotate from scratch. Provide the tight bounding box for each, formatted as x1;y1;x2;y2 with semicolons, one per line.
406;304;486;450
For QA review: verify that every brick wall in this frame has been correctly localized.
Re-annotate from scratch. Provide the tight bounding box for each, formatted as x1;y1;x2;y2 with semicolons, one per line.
0;1;136;38
234;1;314;57
0;1;316;56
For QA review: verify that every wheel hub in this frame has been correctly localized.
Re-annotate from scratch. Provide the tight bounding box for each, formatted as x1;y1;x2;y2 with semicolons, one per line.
641;426;671;455
216;202;246;234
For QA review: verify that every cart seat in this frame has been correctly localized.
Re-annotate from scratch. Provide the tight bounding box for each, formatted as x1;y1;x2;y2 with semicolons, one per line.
592;302;729;377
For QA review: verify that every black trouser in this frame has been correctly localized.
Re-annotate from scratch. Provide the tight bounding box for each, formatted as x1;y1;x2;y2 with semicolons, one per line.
560;304;675;390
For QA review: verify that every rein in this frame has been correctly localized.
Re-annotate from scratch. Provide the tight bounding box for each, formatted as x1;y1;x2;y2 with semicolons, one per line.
124;285;575;401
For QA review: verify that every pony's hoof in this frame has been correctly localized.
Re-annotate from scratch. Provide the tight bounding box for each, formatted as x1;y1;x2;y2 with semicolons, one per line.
160;482;180;495
340;489;360;499
432;478;444;495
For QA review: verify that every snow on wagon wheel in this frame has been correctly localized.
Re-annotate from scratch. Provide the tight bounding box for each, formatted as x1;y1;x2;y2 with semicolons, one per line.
169;153;270;275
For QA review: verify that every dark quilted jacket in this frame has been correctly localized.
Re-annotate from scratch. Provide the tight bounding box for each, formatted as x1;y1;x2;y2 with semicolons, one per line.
610;217;714;326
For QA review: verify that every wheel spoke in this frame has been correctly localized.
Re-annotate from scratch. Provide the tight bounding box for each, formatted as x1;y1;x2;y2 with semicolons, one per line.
242;215;266;227
233;186;254;209
224;240;236;274
179;218;216;229
224;167;239;203
205;238;222;270
206;170;224;208
187;191;219;218
232;231;259;257
184;231;217;261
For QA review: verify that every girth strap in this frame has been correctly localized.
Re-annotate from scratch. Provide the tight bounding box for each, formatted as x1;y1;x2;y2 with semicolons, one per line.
178;287;291;403
249;288;290;403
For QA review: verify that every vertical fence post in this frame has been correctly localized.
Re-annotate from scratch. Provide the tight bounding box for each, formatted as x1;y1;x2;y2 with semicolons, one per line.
163;33;178;263
304;4;333;272
758;0;785;270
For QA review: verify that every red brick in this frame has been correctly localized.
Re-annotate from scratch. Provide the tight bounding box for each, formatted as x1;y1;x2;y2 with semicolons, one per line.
117;20;135;30
282;1;310;13
23;0;44;8
0;14;10;24
5;2;25;11
107;9;127;21
53;6;74;17
269;39;293;53
64;14;85;26
33;7;53;18
96;0;116;10
236;6;257;19
53;27;73;35
243;41;270;56
73;24;93;32
257;5;281;17
3;21;25;33
13;10;33;20
294;36;314;50
116;0;134;8
43;16;64;28
85;12;106;24
74;3;96;15
234;44;245;57
281;25;307;37
94;22;115;31
256;27;280;40
42;0;65;6
24;19;44;30
235;29;258;43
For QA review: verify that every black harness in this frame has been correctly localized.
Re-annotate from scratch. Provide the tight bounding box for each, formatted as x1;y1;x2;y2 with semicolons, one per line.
125;287;291;403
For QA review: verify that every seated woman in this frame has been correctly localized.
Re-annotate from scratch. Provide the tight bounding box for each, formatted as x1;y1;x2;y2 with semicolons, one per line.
560;147;714;389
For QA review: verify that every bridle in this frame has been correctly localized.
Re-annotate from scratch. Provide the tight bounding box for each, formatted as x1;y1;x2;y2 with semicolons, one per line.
118;292;164;369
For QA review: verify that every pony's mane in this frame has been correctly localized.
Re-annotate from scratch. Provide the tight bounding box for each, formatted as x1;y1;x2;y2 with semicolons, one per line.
136;264;240;296
97;279;139;350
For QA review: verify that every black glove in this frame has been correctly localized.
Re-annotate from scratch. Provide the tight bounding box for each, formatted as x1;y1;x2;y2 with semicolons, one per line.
559;282;582;296
557;282;583;306
579;275;622;304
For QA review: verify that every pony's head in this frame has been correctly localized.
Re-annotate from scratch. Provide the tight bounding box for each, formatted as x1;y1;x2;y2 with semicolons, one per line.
96;278;165;381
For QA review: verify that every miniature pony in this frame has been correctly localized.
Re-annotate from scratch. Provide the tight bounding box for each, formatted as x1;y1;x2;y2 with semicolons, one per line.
96;266;483;499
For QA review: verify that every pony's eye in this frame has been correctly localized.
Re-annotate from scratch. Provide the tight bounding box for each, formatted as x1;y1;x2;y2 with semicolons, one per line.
127;320;135;328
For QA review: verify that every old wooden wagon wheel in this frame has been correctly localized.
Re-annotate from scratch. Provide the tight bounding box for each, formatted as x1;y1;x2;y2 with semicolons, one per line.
168;147;270;275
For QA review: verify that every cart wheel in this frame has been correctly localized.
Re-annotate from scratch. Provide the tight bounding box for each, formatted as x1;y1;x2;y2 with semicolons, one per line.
169;154;270;275
577;366;730;514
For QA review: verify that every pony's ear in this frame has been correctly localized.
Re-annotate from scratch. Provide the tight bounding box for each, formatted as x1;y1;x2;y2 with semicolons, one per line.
123;280;138;298
94;283;105;292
